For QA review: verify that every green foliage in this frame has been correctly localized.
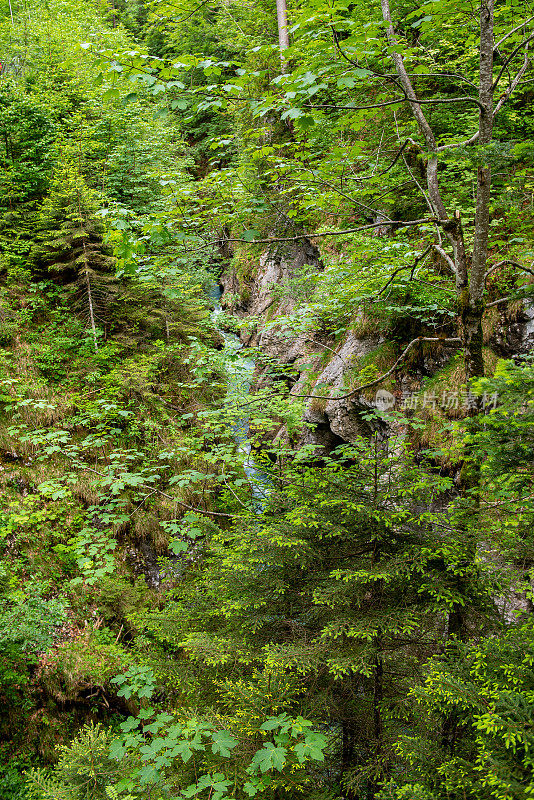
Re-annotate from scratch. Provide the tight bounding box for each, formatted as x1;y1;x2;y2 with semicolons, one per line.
32;669;328;799
0;575;67;698
0;761;29;800
469;357;534;487
0;586;66;655
27;724;127;800
381;624;534;800
133;434;502;794
0;0;533;798
111;665;155;700
0;82;55;207
108;703;327;798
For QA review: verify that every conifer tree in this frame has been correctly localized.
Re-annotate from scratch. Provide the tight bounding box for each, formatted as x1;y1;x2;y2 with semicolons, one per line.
33;144;118;350
137;435;501;796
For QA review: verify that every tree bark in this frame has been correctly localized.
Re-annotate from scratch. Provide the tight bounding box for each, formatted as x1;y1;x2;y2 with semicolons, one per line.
471;0;495;304
276;0;290;72
83;240;98;353
380;0;447;222
381;0;494;383
461;0;495;382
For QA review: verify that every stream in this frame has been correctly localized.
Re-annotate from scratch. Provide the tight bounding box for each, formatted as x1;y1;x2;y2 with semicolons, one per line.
143;286;269;587
207;283;270;507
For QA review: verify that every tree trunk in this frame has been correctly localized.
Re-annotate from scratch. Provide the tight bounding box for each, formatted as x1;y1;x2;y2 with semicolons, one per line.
340;720;357;799
470;0;495;307
82;240;98;353
461;0;495;383
459;295;484;383
276;0;289;72
381;0;494;384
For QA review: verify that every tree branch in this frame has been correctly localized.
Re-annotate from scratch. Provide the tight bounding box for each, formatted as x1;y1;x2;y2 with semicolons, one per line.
304;95;483;112
495;17;534;50
82;466;237;518
372;71;479;90
211;217;435;248
290;337;462;402
380;0;449;224
175;0;213;24
330;25;404;94
294;167;393;220
484;259;534;282
345;140;411;181
493;42;531;117
437;131;480;152
492;31;534;91
432;245;456;275
374;245;433;298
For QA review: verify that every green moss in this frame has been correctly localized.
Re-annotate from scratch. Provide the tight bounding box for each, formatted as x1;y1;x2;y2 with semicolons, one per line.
344;341;398;398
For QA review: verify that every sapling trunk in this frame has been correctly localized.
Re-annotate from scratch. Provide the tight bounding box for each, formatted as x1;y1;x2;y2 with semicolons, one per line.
276;0;289;71
82;240;98;353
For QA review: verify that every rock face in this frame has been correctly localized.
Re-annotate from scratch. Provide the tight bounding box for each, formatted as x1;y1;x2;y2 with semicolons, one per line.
221;239;322;358
488;302;534;357
519;302;534;354
220;239;386;447
221;246;534;621
221;242;534;449
298;332;381;446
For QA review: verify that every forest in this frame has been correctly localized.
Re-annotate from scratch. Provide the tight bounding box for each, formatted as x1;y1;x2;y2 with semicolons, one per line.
0;0;533;797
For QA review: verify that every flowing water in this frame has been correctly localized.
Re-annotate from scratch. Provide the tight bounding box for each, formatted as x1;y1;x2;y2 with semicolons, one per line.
207;284;270;507
148;285;270;585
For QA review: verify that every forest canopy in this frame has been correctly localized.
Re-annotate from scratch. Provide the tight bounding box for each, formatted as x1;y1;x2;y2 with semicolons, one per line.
0;0;533;799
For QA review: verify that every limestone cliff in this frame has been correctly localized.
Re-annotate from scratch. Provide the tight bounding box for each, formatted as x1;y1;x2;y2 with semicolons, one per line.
220;239;534;449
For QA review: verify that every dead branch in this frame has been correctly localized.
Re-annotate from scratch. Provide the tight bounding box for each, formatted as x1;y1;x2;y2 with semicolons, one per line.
290;337;462;402
210;217;435;248
484;260;534;282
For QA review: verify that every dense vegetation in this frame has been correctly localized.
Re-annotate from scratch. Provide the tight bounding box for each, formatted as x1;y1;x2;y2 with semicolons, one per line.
0;0;533;798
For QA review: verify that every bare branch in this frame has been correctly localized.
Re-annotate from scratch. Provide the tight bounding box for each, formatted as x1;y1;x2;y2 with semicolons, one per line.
376;71;479;89
432;245;456;275
221;466;251;509
331;23;482;108
175;0;213;24
82;466;237;518
210;217;435;248
381;0;452;226
381;0;444;151
331;25;405;95
394;125;435;219
128;490;158;518
484;259;534;282
437;131;480;152
372;179;417;199
304;338;349;367
304;95;483;112
492;31;534;91
291;337;462;402
295;167;393;220
495;17;534;50
493;42;531;116
346;140;411;181
374;244;433;298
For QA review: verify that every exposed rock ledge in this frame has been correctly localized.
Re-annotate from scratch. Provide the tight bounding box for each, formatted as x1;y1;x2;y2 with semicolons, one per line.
221;240;534;448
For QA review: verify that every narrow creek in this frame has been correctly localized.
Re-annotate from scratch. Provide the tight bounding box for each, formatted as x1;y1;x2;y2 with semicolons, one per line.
208;283;270;507
146;285;269;587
